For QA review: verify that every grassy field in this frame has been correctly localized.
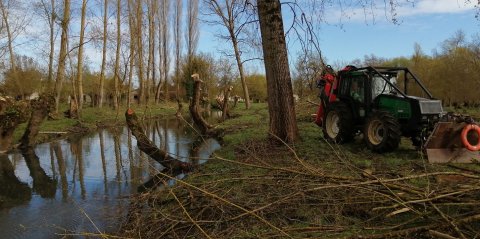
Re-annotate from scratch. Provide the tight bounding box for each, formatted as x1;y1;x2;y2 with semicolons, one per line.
119;102;480;238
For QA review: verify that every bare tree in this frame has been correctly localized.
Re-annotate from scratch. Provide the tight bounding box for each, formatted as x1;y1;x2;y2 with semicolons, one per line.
186;0;199;59
54;0;71;113
173;0;182;99
75;0;87;116
113;0;121;110
203;0;252;109
159;0;170;102
257;0;298;142
98;0;108;108
0;0;18;74
135;0;145;104
38;0;57;90
126;0;136;107
146;0;155;103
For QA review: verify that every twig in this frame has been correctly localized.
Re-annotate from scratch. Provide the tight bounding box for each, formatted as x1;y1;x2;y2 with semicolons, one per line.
430;202;467;239
429;230;460;239
167;183;213;239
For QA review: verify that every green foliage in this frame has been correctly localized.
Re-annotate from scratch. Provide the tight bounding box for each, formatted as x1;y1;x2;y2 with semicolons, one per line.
1;56;44;98
180;54;217;100
233;74;267;102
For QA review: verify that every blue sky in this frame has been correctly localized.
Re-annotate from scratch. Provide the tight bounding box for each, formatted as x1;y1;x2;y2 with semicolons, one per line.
12;0;479;75
198;0;479;71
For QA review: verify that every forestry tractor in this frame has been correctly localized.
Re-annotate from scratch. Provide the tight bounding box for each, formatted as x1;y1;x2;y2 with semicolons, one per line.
314;65;480;163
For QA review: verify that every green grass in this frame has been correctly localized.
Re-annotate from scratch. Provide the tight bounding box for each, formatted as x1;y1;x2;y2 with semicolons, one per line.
119;101;480;238
13;102;179;144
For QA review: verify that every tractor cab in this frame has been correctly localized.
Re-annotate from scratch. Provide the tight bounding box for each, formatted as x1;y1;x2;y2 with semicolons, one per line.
317;66;444;152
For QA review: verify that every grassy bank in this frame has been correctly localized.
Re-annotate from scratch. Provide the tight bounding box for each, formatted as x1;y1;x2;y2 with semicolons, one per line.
13;102;179;145
120;102;480;238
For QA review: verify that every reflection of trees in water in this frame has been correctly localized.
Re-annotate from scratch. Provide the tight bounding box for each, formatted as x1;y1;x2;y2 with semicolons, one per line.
0;154;31;208
51;142;68;201
69;138;86;199
21;148;57;198
99;131;108;192
0;146;57;208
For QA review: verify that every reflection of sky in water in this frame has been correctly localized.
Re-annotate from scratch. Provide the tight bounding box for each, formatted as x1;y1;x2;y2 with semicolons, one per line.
0;118;220;238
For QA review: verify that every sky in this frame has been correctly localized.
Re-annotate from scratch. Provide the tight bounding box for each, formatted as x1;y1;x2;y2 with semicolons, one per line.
7;0;480;75
198;0;480;71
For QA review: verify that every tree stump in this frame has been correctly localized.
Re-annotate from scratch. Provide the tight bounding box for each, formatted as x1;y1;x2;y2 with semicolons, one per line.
125;108;193;172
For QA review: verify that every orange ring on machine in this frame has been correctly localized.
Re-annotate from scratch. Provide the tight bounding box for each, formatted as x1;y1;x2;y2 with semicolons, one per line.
461;124;480;151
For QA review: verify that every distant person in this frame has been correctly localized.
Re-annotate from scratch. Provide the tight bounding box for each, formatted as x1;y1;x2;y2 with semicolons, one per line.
351;81;363;102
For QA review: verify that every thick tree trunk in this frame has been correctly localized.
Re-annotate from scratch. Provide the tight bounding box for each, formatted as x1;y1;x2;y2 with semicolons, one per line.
231;33;250;109
98;0;108;108
257;0;298;143
113;0;121;110
47;0;56;89
76;0;87;116
125;109;192;172
146;0;154;104
19;94;55;149
127;0;136;107
189;74;213;135
135;0;145;104
54;0;71;113
161;0;170;102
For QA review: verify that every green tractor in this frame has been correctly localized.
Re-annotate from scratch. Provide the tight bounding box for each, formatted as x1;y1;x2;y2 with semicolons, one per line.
315;66;444;152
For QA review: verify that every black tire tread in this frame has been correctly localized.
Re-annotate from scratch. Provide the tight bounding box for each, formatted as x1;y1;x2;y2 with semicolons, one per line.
322;102;354;143
364;111;401;152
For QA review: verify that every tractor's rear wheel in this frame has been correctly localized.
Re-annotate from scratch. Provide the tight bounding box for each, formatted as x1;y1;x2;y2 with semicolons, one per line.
322;102;354;143
364;111;401;152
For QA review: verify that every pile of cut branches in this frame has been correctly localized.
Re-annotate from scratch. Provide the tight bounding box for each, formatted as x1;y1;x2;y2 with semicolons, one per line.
120;139;480;238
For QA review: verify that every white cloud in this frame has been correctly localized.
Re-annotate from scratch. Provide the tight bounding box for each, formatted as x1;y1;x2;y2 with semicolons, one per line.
318;0;477;24
397;0;476;16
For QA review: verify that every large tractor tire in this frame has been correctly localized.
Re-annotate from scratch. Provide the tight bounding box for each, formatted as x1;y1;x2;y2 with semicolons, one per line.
364;111;401;152
322;102;354;143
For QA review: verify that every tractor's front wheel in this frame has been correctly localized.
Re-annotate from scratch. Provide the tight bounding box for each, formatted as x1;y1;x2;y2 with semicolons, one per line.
364;111;401;152
322;102;354;143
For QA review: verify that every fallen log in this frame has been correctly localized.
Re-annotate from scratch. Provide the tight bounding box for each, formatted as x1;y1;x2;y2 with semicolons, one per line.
125;108;193;172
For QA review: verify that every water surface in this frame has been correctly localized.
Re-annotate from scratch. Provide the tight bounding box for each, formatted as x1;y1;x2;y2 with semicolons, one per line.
0;118;220;238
